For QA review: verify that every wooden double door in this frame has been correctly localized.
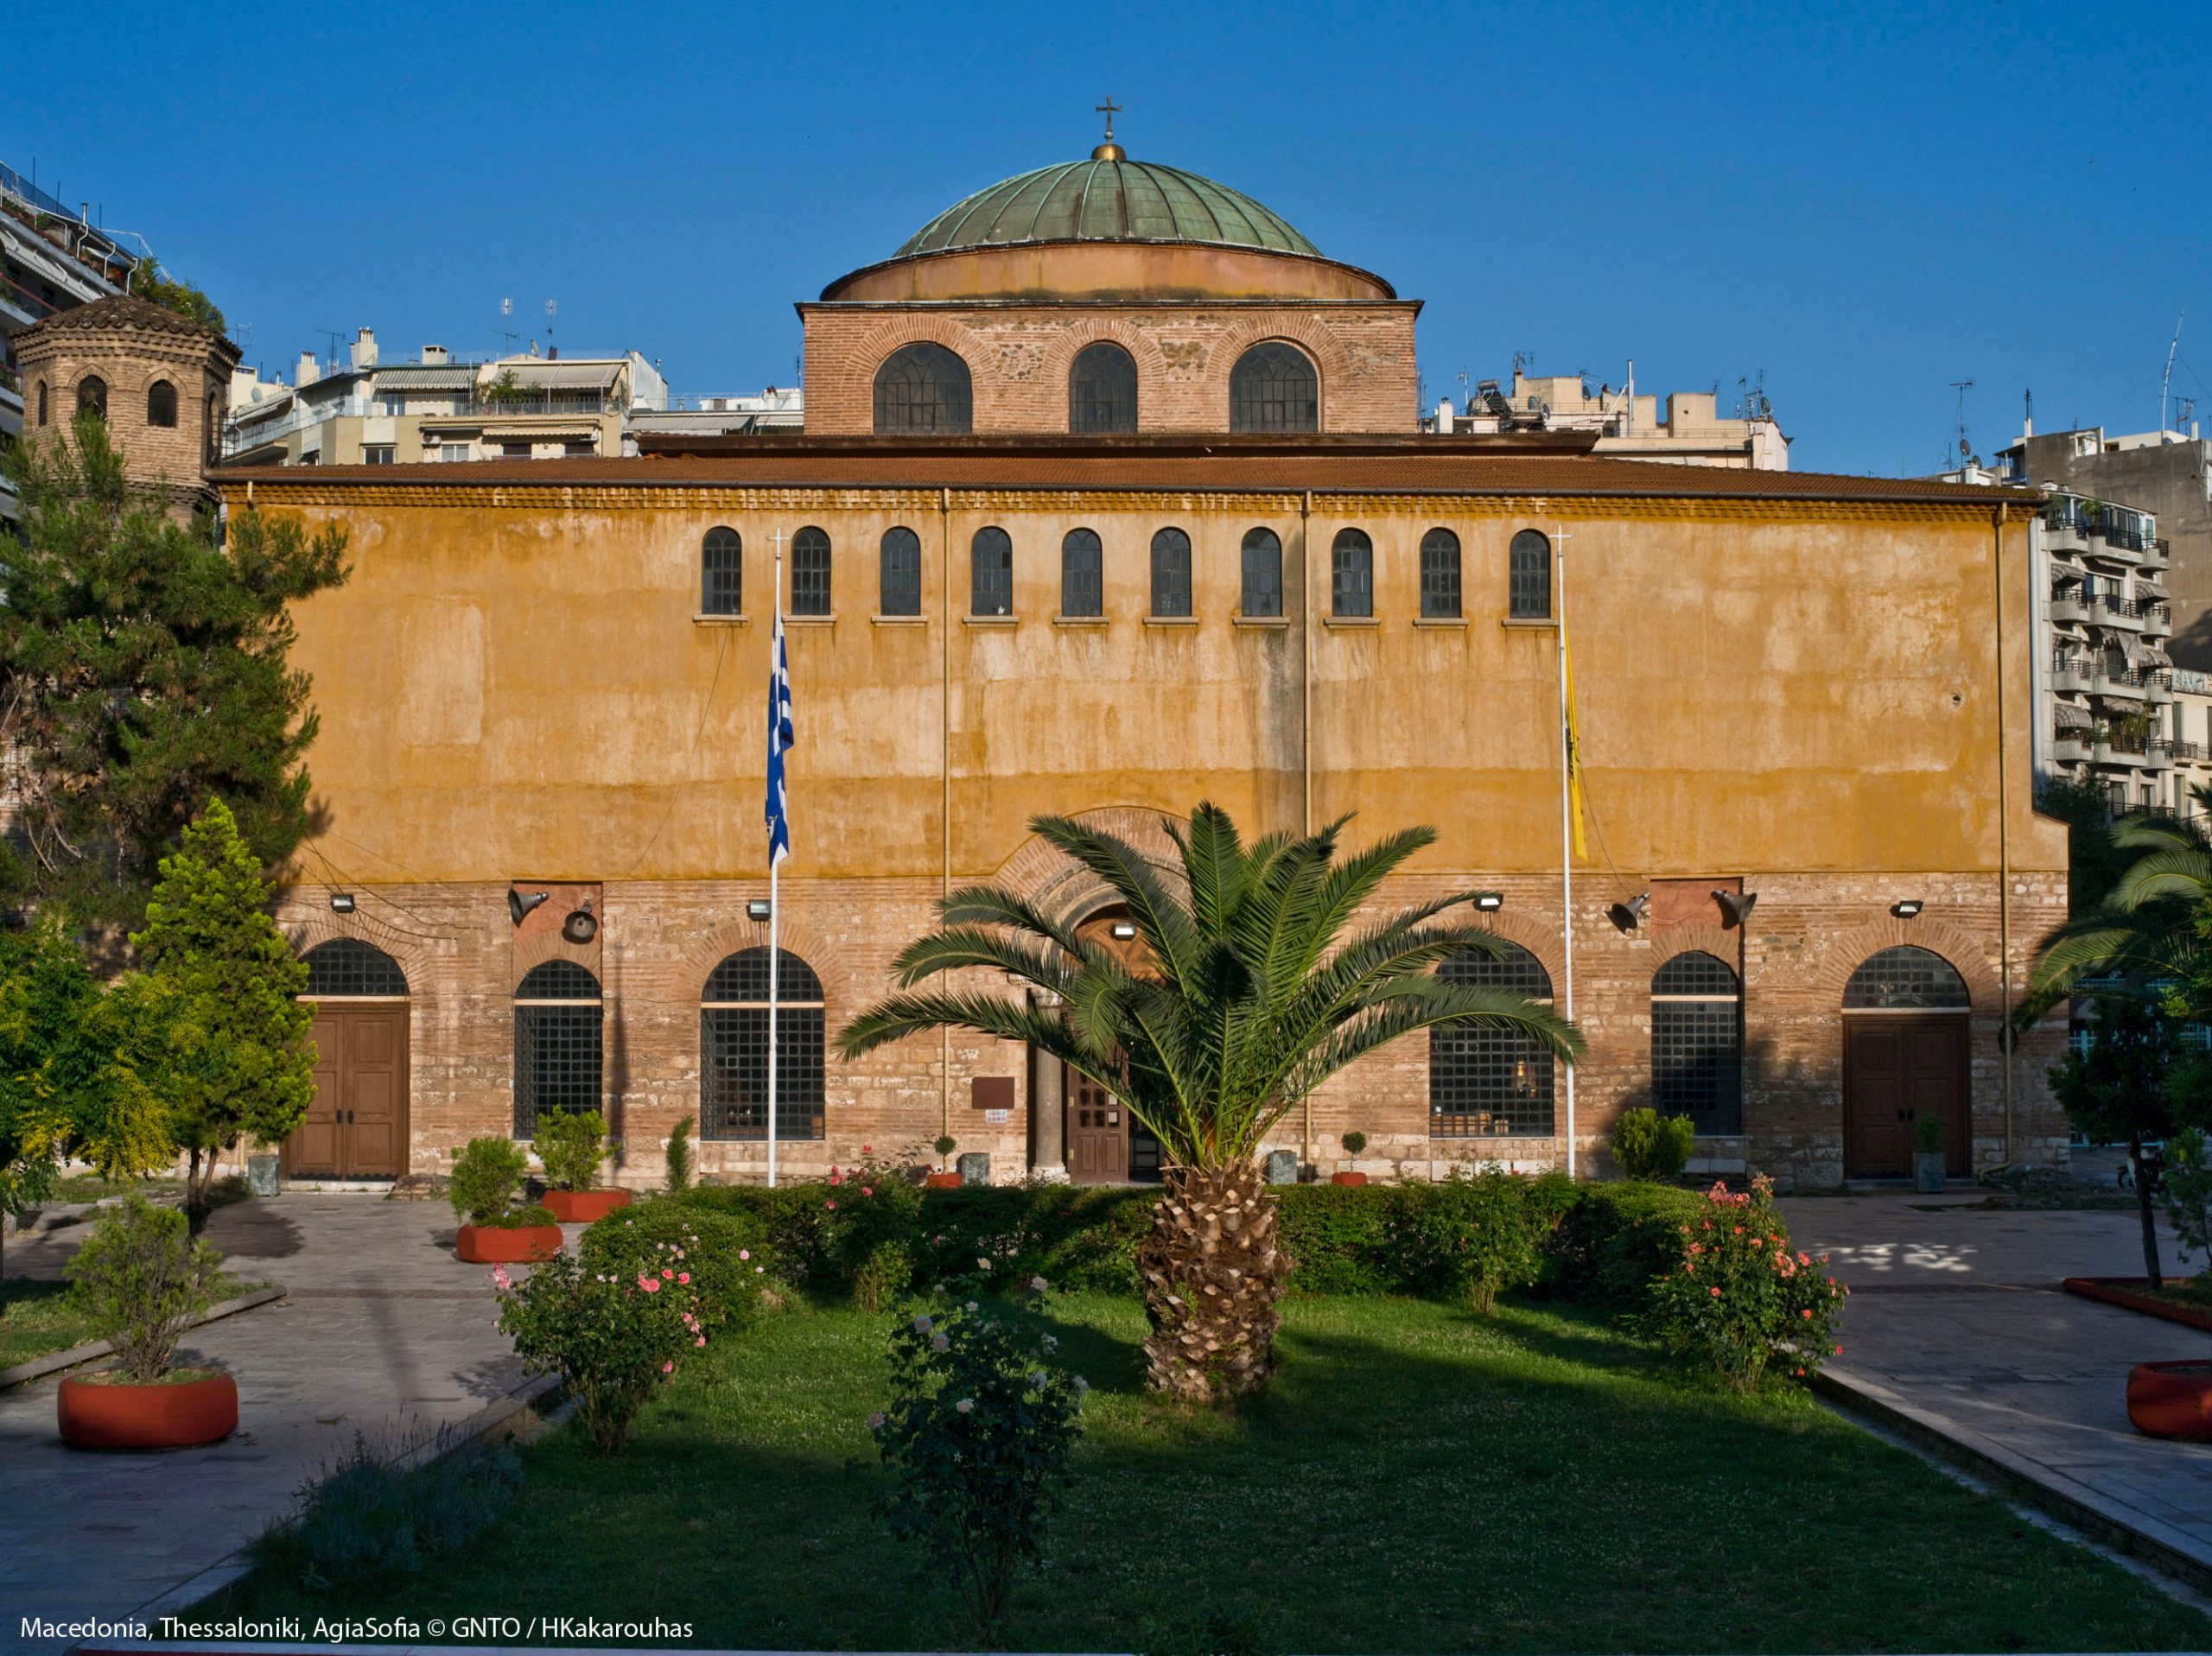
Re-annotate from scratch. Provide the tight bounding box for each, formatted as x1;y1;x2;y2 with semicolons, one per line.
1842;1014;1968;1178
1065;1065;1161;1184
286;1002;410;1178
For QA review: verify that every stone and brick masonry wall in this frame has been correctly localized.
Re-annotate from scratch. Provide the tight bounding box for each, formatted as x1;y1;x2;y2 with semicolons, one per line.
274;866;2067;1194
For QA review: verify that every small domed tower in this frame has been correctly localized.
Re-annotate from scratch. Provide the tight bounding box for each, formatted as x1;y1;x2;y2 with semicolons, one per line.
15;293;240;518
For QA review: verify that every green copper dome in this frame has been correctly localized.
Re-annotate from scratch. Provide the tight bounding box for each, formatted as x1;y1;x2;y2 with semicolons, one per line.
895;156;1320;260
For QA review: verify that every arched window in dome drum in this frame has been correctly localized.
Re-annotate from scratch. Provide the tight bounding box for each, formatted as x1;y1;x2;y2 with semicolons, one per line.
146;380;178;428
874;343;972;435
700;947;826;1142
1241;528;1283;618
879;526;922;616
1421;529;1462;619
1431;942;1554;1137
1331;529;1373;618
1150;528;1192;618
1229;342;1317;433
1069;342;1137;434
513;960;602;1137
1061;529;1103;618
970;527;1013;617
791;526;831;616
76;375;108;422
702;527;742;615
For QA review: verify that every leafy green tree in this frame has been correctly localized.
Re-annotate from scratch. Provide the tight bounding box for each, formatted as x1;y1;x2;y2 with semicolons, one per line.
128;260;227;334
129;799;315;1228
839;803;1580;1402
2035;776;2136;917
0;416;347;922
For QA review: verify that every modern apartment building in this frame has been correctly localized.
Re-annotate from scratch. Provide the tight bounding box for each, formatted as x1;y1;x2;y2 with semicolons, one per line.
1423;369;1789;468
222;332;668;466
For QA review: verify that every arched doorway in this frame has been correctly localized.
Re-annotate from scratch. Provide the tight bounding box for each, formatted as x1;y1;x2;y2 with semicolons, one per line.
290;939;410;1178
1062;908;1162;1184
1840;946;1971;1177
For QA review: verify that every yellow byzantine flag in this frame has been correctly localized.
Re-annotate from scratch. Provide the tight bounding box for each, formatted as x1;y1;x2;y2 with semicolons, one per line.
1562;622;1589;861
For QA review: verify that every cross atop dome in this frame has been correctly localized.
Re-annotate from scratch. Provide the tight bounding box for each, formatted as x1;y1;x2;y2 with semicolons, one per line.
1092;96;1124;161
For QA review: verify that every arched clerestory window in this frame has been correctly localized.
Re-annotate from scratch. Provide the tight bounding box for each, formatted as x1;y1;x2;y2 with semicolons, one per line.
1510;530;1553;619
1421;528;1462;619
513;960;602;1137
702;527;742;615
1069;341;1137;434
1652;951;1742;1134
1431;942;1554;1137
1331;528;1373;618
1241;528;1283;618
146;380;178;428
1061;528;1103;618
879;526;922;616
874;343;972;435
970;526;1013;616
301;938;409;998
791;526;831;616
1150;527;1192;618
1229;342;1317;433
701;947;826;1140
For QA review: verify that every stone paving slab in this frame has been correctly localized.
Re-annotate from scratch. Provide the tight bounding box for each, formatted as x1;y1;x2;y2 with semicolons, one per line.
0;1196;541;1656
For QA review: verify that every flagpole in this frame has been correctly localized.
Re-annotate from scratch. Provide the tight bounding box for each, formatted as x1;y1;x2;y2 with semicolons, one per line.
767;533;784;1191
1556;527;1577;1181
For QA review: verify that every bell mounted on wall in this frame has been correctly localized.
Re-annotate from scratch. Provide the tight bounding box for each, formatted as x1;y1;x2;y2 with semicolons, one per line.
562;897;598;945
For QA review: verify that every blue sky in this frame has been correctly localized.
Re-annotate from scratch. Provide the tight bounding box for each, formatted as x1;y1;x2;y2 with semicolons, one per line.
11;1;2209;475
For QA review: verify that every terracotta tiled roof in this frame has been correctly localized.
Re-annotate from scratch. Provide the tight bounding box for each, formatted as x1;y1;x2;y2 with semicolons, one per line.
24;292;227;344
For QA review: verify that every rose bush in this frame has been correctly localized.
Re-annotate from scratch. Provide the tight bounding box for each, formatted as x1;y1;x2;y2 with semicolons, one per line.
1640;1176;1847;1389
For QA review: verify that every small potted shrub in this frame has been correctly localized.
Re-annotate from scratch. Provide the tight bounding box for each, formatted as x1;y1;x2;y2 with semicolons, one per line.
535;1108;631;1222
450;1137;562;1264
58;1195;237;1450
1333;1132;1370;1187
1912;1114;1946;1194
925;1134;962;1190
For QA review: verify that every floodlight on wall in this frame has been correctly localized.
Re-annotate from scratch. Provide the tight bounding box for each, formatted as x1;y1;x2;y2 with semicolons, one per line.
1109;922;1139;941
1891;898;1924;918
508;889;550;925
328;892;355;914
1607;893;1649;933
1714;890;1758;928
747;899;772;922
562;897;598;945
1473;891;1505;912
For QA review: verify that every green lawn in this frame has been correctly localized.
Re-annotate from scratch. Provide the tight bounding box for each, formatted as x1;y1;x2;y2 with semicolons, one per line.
0;1279;99;1369
215;1295;2209;1653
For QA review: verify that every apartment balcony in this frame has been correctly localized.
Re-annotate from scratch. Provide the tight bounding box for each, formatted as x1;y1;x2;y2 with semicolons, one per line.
2050;654;2094;695
2148;739;2177;772
2084;533;2145;570
2044;503;2092;558
2093;726;2149;765
2148;669;2176;704
2054;733;2093;764
2145;536;2171;572
2092;664;2149;702
2084;593;2145;631
2049;585;2088;624
2173;739;2208;765
2144;603;2173;638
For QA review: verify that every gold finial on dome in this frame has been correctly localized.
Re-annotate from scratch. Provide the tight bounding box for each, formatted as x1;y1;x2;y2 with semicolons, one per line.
1092;96;1123;161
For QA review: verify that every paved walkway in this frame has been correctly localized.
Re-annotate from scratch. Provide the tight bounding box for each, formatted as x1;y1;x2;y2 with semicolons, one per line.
1780;1193;2212;1585
0;1196;538;1656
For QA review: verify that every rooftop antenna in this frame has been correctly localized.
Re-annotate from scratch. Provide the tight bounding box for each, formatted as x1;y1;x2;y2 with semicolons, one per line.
2164;311;2186;432
544;298;557;350
493;296;521;354
1949;379;1974;468
320;328;346;374
2023;387;2032;438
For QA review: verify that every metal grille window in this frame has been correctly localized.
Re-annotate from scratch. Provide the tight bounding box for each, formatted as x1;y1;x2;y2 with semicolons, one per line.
1332;529;1373;618
146;381;177;428
1843;946;1970;1010
791;526;832;616
1229;342;1318;433
1510;530;1553;619
302;939;408;998
1069;342;1137;434
1150;528;1192;617
1651;951;1742;1135
1241;528;1283;617
702;527;742;615
1420;528;1461;619
971;527;1014;616
879;526;922;616
1430;943;1554;1136
1061;529;1103;617
513;960;602;1138
701;948;826;1141
874;343;972;435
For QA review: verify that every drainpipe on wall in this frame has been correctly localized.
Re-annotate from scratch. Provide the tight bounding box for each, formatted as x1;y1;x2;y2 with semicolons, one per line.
1300;488;1315;1175
940;485;952;1144
1996;503;2016;1164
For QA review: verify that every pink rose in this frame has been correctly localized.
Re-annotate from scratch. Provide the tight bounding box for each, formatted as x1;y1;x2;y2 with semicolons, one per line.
825;1199;836;1211
677;1272;690;1285
695;1335;706;1347
662;1266;675;1278
861;1186;874;1196
1709;1286;1721;1298
739;1249;751;1261
662;1360;674;1374
861;1145;873;1154
640;1276;662;1293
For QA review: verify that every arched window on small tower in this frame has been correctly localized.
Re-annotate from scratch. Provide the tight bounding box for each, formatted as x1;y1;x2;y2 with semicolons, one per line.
1069;341;1137;434
879;526;922;616
701;948;826;1140
1229;342;1318;433
1061;529;1103;618
1150;528;1192;618
35;381;49;426
1421;528;1462;619
702;527;742;615
76;376;108;422
146;380;178;428
1331;528;1373;618
874;343;973;435
1241;528;1283;618
791;526;832;616
1510;530;1553;619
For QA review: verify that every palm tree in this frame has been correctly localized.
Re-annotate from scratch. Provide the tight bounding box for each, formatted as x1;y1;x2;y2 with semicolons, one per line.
837;803;1581;1403
2023;811;2212;1019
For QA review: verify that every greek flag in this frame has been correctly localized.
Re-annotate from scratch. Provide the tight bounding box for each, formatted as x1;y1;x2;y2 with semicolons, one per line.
765;608;793;866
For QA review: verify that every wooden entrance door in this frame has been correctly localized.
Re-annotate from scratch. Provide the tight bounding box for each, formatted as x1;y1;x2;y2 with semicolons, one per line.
1843;1015;1968;1178
1066;1065;1127;1183
288;1003;410;1177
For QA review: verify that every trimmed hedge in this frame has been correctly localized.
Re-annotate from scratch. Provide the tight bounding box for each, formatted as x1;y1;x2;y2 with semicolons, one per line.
664;1173;1710;1314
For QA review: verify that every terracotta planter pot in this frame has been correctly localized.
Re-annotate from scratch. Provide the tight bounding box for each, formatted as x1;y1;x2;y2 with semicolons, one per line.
59;1369;238;1450
2128;1361;2212;1439
924;1172;963;1190
1332;1171;1369;1188
542;1189;632;1223
455;1222;563;1263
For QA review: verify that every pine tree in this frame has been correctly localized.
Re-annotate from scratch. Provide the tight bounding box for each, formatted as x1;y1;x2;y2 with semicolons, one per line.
0;416;347;923
129;799;315;1227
